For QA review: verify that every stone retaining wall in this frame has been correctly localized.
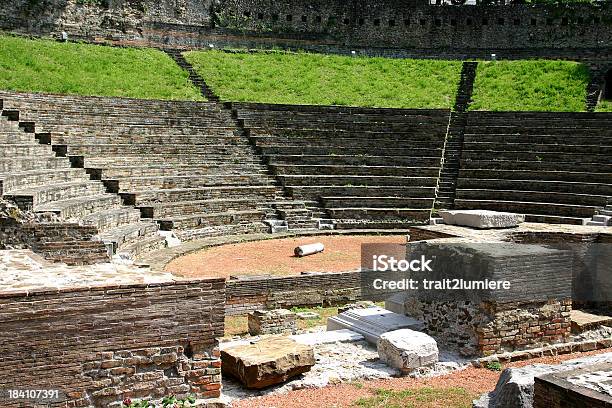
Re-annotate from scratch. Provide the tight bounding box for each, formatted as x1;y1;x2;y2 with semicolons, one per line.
226;270;399;316
1;0;610;59
0;278;225;407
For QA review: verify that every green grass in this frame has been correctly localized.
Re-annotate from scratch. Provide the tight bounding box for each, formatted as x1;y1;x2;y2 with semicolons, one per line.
470;60;590;112
354;387;476;408
184;50;461;109
0;34;203;100
596;99;612;112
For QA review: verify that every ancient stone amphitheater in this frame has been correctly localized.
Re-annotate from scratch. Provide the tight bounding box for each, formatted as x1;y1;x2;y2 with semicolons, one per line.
0;0;611;407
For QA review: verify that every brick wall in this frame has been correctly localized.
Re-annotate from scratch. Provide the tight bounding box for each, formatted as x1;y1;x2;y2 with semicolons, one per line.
226;270;400;315
0;279;225;407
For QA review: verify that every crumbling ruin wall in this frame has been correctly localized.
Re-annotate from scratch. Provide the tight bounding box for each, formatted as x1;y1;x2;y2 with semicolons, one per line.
0;199;109;264
0;0;610;58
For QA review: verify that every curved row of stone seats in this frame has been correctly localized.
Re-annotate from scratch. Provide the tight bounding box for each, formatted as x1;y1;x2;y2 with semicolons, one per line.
233;103;450;229
0;92;284;240
456;111;612;225
0;108;164;258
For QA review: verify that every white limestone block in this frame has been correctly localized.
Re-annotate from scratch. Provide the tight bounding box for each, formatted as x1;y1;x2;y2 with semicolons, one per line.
439;210;525;229
377;328;439;373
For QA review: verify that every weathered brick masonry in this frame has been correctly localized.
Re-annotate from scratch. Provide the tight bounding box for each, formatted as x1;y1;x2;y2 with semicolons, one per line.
0;279;225;407
404;241;575;356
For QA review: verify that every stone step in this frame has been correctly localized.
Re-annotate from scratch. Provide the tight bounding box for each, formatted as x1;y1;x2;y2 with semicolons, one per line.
127;186;278;206
464;142;609;155
321;196;434;209
462;159;612;173
268;154;442;167
249;128;445;140
460;169;612;183
139;198;265;218
270;164;439;177
0;168;90;194
83;155;262;167
0;157;71;173
592;214;611;224
53;134;247;146
260;145;442;156
457;178;612;196
174;222;269;242
286;185;436;200
456;189;608;207
66;144;253;156
92;164;268;179
326;208;431;222
112;174;272;192
462;149;610;164
0;144;54;156
81;207;143;232
97;221;160;250
278;175;438;187
7;181;108;207
0;131;38;144
464;133;609;144
158;209;266;230
329;220;417;230
119;233;168;260
454;199;599;218
523;214;588;225
35;194;125;219
253;138;443;149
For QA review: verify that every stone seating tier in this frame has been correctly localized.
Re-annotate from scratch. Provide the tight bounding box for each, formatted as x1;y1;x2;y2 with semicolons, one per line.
0;91;304;239
236;104;449;228
456;111;612;225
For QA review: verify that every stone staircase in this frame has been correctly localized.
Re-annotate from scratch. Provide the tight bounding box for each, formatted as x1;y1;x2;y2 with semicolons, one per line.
586;199;612;226
164;49;322;233
435;61;477;210
0;102;165;259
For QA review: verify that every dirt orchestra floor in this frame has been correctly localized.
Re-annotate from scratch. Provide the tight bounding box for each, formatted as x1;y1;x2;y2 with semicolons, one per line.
165;235;407;278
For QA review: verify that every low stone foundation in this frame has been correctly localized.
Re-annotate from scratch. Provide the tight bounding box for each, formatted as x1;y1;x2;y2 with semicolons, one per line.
406;299;572;356
248;309;297;335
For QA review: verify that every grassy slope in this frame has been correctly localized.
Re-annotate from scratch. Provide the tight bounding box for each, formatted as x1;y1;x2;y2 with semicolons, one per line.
596;100;612;112
0;34;202;100
184;50;461;109
470;60;590;112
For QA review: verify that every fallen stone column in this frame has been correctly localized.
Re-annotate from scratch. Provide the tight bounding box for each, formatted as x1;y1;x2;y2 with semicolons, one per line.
294;242;325;257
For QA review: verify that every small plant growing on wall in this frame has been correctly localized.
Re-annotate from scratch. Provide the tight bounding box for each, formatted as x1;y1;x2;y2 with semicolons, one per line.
122;395;197;408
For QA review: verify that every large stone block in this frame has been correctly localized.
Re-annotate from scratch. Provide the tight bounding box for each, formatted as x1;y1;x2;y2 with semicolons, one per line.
377;329;438;373
440;210;525;229
473;352;612;408
221;337;315;389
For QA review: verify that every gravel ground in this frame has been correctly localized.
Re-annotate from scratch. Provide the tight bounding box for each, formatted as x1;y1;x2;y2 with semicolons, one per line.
230;348;612;408
166;235;406;278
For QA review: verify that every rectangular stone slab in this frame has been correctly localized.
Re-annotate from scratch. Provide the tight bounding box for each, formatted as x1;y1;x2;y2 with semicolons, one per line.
290;329;364;346
221;336;315;389
439;210;525;229
327;306;424;344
